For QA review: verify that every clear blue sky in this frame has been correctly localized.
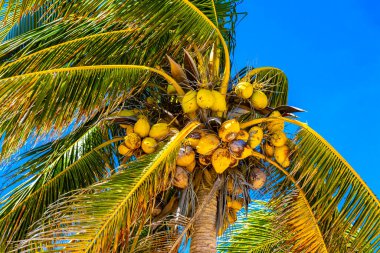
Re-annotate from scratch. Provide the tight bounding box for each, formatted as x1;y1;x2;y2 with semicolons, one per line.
233;0;380;196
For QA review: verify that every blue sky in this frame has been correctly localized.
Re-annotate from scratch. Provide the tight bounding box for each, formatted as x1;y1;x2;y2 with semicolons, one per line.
233;0;380;196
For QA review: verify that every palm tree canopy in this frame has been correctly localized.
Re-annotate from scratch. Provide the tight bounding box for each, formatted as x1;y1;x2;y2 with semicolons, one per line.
0;1;378;253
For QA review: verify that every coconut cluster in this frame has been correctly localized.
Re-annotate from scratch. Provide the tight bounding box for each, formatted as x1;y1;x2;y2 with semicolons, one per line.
181;88;227;114
235;81;268;110
118;116;175;158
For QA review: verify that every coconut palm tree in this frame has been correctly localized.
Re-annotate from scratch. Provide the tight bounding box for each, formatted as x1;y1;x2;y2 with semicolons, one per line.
0;1;378;252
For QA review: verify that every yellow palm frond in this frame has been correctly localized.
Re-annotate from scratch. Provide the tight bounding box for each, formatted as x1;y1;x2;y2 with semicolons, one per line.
16;121;200;252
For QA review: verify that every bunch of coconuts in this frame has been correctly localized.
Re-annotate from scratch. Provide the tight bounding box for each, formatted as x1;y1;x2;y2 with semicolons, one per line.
118;116;177;158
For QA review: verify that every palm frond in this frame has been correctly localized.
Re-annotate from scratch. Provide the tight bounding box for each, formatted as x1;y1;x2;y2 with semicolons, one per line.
241;117;380;252
0;65;162;157
0;121;119;250
217;201;290;253
16;121;200;252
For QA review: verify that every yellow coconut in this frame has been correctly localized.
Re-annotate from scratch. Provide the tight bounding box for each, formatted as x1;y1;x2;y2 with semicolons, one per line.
124;133;141;150
264;141;275;157
211;148;231;174
210;90;227;112
120;124;134;135
227;179;243;195
229;157;239;167
186;131;203;148
167;84;177;95
282;157;290;168
199;154;212;166
229;198;243;210
152;207;162;217
196;89;215;109
227;211;237;224
236;130;249;142
149;123;170;140
248;126;263;149
141;137;157;154
185;159;196;173
267;110;284;133
270;131;287;147
181;90;198;113
134;117;150;138
229;140;252;160
173;166;188;189
251;168;267;190
251;90;268;110
274;145;290;165
118;144;133;156
176;146;196;167
235;82;254;99
196;134;220;155
218;119;240;142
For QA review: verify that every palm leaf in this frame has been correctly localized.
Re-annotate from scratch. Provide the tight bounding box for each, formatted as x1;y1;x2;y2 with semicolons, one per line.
16;121;200;252
241;117;380;252
217;201;290;253
0;65;167;157
0;121;119;250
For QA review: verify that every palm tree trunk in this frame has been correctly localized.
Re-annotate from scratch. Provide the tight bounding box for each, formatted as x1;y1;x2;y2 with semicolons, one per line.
190;186;218;253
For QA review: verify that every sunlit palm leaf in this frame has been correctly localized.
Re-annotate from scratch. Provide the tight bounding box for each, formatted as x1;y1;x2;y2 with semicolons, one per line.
217;201;290;253
0;65;154;157
16;121;200;252
284;124;380;252
0;121;119;250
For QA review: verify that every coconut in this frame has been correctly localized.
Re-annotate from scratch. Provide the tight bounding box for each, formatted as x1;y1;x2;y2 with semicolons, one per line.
264;141;275;157
227;179;243;195
235;82;254;99
152;207;162;217
211;148;231;174
251;168;267;190
270;131;287;147
176;146;195;167
124;133;141;150
267;110;284;133
141;137;157;154
282;157;290;168
236;130;249;142
251;90;268;110
248;126;264;149
227;212;237;224
167;84;177;95
229;198;243;210
229;156;239;167
274;145;290;165
185;159;196;173
199;154;212;166
134;117;150;138
118;144;133;156
173;166;189;189
187;131;203;148
196;89;215;109
120;124;134;134
218;119;240;142
181;90;198;113
196;134;220;155
210;90;227;112
149;123;170;140
229;140;252;159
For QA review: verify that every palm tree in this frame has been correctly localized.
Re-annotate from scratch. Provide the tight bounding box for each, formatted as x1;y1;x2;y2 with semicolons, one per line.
0;1;378;252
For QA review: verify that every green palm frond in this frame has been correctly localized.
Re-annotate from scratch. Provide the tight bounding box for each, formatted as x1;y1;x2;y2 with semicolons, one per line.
217;201;290;253
241;117;380;252
0;65;160;157
16;121;200;252
0;121;119;250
